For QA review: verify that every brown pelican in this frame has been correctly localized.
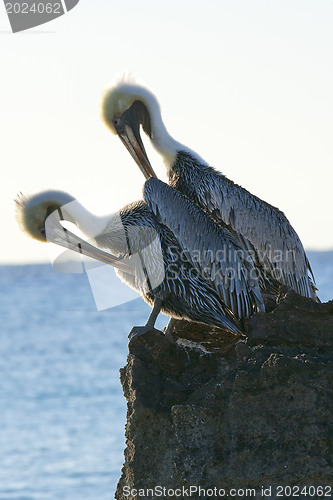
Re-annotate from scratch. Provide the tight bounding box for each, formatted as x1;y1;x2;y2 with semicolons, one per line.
101;79;318;301
15;181;264;340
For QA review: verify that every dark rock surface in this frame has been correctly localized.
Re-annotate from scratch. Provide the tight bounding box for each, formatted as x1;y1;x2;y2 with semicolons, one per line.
116;291;333;500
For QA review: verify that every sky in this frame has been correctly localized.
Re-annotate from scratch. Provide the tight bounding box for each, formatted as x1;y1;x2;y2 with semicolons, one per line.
1;0;332;264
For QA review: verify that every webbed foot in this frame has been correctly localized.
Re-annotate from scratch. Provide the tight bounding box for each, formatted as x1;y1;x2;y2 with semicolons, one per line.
128;326;162;343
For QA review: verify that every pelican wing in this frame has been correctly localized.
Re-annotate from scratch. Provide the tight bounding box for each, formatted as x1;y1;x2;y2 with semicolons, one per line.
171;151;316;300
144;178;265;319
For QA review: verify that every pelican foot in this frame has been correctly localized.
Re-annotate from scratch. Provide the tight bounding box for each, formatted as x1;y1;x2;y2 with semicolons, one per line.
128;326;162;343
163;318;177;344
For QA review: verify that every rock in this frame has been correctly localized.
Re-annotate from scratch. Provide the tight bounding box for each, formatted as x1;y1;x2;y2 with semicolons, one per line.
115;292;333;500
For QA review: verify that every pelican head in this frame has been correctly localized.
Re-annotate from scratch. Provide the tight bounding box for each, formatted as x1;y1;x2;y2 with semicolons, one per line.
101;81;160;179
101;81;158;136
15;190;132;271
15;190;75;242
101;79;183;178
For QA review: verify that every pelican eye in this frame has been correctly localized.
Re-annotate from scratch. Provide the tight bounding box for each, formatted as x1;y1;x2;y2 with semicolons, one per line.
45;205;59;219
40;227;46;236
113;117;121;127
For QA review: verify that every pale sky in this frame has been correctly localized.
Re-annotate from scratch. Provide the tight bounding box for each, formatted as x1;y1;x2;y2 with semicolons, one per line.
1;0;332;264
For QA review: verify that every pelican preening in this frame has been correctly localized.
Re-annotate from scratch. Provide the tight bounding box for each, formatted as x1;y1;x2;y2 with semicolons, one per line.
17;78;317;343
15;191;131;273
101;79;318;302
16;181;265;340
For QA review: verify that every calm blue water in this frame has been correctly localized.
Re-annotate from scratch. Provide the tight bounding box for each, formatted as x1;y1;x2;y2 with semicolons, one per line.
0;264;168;500
0;253;332;500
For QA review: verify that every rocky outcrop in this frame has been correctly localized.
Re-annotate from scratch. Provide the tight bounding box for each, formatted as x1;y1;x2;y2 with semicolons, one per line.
116;291;333;500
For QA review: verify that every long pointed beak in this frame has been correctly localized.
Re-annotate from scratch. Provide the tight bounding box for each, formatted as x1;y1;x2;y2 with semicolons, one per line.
45;211;133;274
118;124;157;180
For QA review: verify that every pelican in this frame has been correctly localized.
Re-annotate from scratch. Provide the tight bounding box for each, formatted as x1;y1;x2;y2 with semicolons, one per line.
101;79;318;301
15;180;264;340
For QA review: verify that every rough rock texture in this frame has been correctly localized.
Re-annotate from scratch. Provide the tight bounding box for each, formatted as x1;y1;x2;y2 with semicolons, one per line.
116;291;333;500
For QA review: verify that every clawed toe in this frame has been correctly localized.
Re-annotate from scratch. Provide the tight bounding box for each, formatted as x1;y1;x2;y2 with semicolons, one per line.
128;326;162;343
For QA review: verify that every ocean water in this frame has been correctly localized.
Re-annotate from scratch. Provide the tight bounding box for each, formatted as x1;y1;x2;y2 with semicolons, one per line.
0;252;332;500
0;263;168;500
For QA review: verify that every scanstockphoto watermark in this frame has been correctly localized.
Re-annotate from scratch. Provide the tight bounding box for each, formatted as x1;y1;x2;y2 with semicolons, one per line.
123;485;333;498
123;485;257;498
164;244;297;284
166;261;259;286
4;0;80;33
166;244;298;274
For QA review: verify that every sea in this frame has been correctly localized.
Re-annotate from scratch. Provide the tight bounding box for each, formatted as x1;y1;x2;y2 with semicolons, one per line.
0;251;332;500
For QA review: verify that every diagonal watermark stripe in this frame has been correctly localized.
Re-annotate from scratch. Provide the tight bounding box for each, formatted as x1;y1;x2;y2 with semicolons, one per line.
44;200;166;312
4;0;80;33
63;0;79;11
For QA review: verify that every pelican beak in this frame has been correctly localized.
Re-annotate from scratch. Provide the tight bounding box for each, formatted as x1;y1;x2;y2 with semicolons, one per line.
115;106;157;180
44;210;132;274
119;125;157;180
